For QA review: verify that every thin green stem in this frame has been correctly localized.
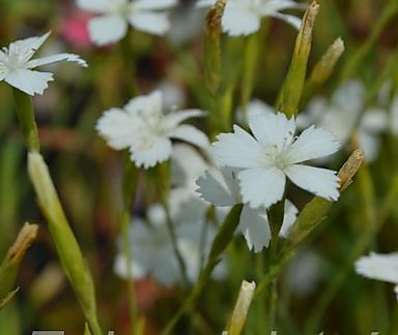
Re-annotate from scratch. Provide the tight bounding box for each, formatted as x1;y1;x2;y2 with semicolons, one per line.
121;156;139;334
13;89;40;152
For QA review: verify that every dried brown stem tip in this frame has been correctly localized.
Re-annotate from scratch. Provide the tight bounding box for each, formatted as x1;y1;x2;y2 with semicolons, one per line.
338;149;365;191
206;0;226;34
6;223;39;265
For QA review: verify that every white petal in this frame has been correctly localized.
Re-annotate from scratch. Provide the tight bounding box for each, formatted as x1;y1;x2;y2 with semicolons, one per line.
279;199;298;238
0;63;9;81
125;90;163;116
222;5;261;36
26;53;87;68
131;137;172;169
165;109;205;128
169;125;209;148
249;110;296;149
261;0;305;12
196;169;237;207
114;254;146;279
212;125;263;169
239;167;286;208
88;14;127;45
96;108;136;150
196;0;215;7
285;164;339;201
134;0;177;10
360;109;388;133
285;126;340;164
238;205;271;252
77;0;111;12
269;12;302;30
355;252;398;284
129;12;171;35
9;32;50;56
5;69;53;96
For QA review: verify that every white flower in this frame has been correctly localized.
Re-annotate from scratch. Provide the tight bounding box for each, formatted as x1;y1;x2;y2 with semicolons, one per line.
114;201;227;285
0;32;87;96
170;144;210;213
197;0;303;36
196;167;298;252
355;252;398;299
299;80;398;162
96;91;209;169
77;0;177;45
212;108;340;209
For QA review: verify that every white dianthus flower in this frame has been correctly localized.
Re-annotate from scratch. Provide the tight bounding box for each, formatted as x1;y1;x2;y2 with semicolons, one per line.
0;32;87;95
197;0;303;36
77;0;177;45
96;91;209;169
212;108;340;209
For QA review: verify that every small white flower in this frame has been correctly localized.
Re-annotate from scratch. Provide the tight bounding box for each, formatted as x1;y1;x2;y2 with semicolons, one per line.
300;80;398;162
355;252;398;300
77;0;177;45
197;0;303;36
212;108;340;209
96;91;209;169
0;32;87;95
196;167;298;252
114;201;226;285
170;144;210;212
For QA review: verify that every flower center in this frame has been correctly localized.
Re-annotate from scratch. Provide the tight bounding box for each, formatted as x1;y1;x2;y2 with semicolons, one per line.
264;145;289;170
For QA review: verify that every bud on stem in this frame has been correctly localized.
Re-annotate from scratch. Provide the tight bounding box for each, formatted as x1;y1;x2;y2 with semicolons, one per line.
276;1;320;117
226;280;256;335
28;152;102;335
0;223;38;308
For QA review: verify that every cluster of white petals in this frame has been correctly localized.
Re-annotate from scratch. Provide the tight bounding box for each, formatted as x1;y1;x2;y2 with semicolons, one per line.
114;200;226;285
197;0;303;36
300;80;398;162
355;252;398;299
196;167;298;252
96;91;209;169
0;32;87;95
77;0;177;45
211;106;340;209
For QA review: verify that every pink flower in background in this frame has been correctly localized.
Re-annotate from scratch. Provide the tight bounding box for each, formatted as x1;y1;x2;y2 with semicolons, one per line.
60;10;92;49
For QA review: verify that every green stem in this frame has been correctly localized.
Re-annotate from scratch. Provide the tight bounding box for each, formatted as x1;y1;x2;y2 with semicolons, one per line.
121;156;139;334
13;89;40;152
161;204;243;335
13;90;103;335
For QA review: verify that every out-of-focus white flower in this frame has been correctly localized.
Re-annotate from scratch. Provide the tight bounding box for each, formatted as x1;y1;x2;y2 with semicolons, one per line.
0;32;87;95
197;0;303;36
170;144;210;213
77;0;177;45
96;91;209;169
355;252;398;299
114;201;227;285
168;3;206;45
196;167;298;252
157;81;186;110
212;108;340;209
299;80;398;162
